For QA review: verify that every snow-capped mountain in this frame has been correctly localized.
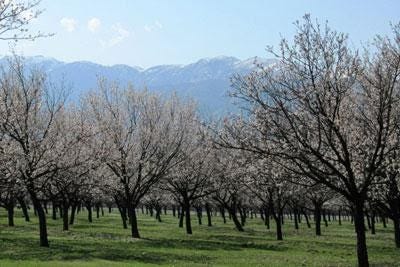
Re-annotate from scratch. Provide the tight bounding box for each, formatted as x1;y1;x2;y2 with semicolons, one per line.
0;55;276;113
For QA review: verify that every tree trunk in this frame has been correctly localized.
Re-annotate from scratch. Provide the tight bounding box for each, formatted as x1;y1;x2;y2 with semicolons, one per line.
87;204;93;223
238;206;246;226
18;197;30;222
353;202;369;267
43;201;48;214
7;204;15;226
52;202;57;220
220;206;226;224
156;206;162;222
366;211;371;230
264;208;270;229
196;206;202;225
179;208;184;228
228;207;244;232
96;204;100;218
149;206;154;217
31;192;49;247
314;202;322;236
205;203;212;227
273;212;283;240
294;208;299;230
128;205;140;238
185;202;192;234
391;200;400;248
393;217;400;248
117;205;128;229
322;209;328;227
303;210;311;228
370;211;376;235
62;202;69;231
69;204;77;225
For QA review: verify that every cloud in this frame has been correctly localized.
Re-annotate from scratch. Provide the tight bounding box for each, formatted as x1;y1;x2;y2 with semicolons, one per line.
144;20;163;32
155;20;163;29
144;25;153;32
87;17;101;33
60;17;77;32
100;23;130;47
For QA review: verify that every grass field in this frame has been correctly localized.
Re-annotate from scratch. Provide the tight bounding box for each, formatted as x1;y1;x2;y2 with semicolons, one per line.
0;209;399;267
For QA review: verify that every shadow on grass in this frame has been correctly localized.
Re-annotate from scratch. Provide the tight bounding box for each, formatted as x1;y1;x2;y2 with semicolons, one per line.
0;225;289;264
0;236;212;265
142;236;288;252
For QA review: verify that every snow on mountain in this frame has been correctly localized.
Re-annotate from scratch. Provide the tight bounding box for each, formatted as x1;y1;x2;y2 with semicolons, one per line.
0;55;276;113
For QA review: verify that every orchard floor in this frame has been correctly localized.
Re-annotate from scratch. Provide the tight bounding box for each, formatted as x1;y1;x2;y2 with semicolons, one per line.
0;210;399;267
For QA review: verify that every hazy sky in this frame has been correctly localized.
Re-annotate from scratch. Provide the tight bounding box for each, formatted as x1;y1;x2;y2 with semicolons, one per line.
1;0;399;68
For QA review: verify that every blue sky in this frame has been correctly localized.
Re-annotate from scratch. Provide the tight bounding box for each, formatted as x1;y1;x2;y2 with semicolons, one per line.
1;0;399;68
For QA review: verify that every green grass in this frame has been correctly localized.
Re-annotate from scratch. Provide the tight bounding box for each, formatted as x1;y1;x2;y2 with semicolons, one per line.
0;209;399;267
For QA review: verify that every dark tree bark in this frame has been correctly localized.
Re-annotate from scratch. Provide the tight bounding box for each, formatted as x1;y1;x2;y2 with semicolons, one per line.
128;206;140;238
96;204;100;219
179;208;184;228
43;201;48;214
86;204;93;223
394;217;400;248
389;200;400;248
69;203;77;225
17;197;30;222
238;206;246;226
370;210;376;235
228;206;244;232
172;206;176;217
62;201;69;231
353;202;369;267
293;208;299;230
220;206;226;224
149;206;154;217
264;207;270;229
366;211;371;230
118;206;128;229
31;192;49;247
6;203;15;226
155;206;162;222
52;202;57;220
313;201;322;236
196;206;202;225
272;212;283;240
205;203;212;227
185;202;192;234
302;209;311;228
322;209;328;227
115;198;128;229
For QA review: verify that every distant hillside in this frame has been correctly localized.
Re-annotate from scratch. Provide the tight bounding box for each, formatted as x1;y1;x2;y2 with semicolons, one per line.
0;55;276;114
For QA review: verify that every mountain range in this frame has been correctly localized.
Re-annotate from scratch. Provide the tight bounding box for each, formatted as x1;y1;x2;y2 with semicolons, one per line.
0;55;276;114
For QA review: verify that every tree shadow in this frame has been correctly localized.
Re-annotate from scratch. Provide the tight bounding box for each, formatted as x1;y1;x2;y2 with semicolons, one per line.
0;235;213;265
